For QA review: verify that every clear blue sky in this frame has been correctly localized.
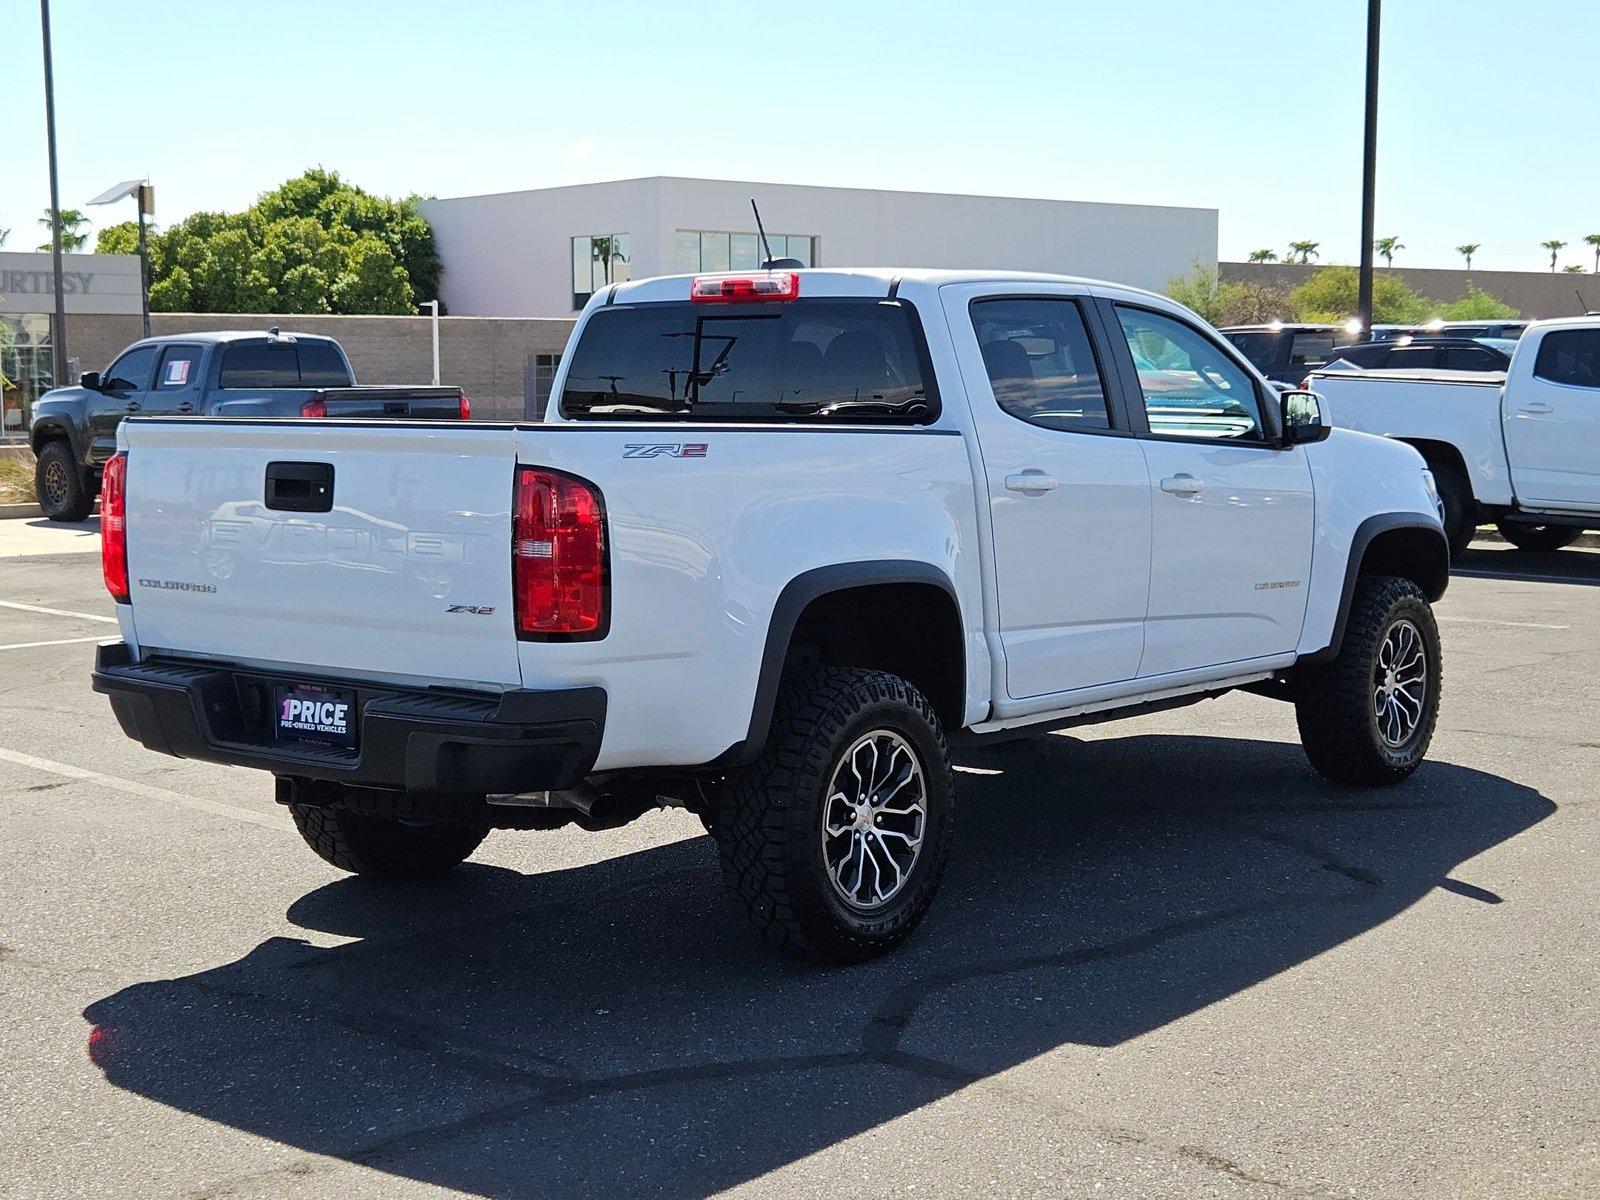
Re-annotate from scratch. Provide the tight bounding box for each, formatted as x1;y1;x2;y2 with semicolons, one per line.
4;0;1597;273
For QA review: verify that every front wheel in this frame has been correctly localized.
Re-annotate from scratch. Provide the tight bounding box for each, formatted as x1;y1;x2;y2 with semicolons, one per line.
1294;575;1442;786
289;802;489;880
712;666;953;963
35;441;93;522
1495;521;1582;552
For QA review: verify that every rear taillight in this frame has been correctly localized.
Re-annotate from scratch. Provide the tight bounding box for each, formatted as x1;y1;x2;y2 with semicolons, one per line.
458;393;472;421
300;398;327;418
102;452;129;603
512;466;607;638
690;272;800;303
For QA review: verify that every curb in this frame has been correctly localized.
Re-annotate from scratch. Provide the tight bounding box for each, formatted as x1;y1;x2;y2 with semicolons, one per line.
0;503;44;520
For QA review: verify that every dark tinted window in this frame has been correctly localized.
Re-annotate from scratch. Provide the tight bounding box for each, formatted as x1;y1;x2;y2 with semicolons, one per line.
219;341;353;388
559;299;935;422
105;345;157;391
1385;347;1438;369
971;298;1111;433
1442;346;1503;371
1330;343;1385;368
1288;331;1337;366
1224;332;1276;370
1534;329;1600;388
154;345;202;390
297;341;353;387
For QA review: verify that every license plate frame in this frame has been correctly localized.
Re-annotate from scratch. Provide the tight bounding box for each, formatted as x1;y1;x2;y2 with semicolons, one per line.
273;682;358;751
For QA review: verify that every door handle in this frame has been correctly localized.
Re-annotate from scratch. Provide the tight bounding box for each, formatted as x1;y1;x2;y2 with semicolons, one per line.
176;401;194;414
1160;473;1205;497
1518;402;1553;414
124;402;141;414
1005;470;1058;495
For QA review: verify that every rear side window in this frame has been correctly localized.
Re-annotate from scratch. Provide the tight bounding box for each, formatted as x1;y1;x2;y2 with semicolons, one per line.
971;298;1112;433
1443;346;1501;371
1533;329;1600;388
155;345;201;389
1384;347;1438;369
219;341;353;388
558;299;936;422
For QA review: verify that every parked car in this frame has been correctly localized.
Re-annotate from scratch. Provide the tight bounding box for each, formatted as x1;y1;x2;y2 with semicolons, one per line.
1315;336;1514;381
1309;316;1600;556
1372;320;1528;342
1220;323;1360;384
92;269;1449;963
29;329;469;521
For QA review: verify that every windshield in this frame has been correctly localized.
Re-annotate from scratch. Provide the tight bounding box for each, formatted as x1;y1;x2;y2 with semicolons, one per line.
558;298;936;422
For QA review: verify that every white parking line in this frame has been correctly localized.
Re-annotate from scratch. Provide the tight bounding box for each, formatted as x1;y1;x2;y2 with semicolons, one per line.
0;599;119;625
0;636;115;651
0;746;291;832
1453;569;1595;587
1437;615;1569;631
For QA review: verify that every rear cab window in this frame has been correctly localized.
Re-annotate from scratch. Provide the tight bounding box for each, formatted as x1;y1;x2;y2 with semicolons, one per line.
1223;332;1277;371
558;298;938;422
218;340;354;389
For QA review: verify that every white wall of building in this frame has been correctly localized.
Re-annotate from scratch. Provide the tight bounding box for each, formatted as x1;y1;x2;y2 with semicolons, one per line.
0;252;144;315
420;177;1216;318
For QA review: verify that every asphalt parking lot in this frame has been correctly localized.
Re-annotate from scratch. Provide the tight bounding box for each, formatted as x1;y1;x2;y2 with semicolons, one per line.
2;521;1596;1200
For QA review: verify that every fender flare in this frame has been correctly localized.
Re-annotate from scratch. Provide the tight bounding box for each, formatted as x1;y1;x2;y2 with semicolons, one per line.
714;560;963;768
1303;512;1448;664
30;413;86;465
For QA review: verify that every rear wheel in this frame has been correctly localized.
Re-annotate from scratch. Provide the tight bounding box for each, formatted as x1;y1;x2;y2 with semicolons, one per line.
1495;521;1582;552
35;441;93;522
1430;461;1476;560
711;666;953;963
289;802;489;880
1294;575;1441;786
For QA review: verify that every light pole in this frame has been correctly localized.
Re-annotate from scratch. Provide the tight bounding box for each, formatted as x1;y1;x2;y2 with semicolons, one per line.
1357;0;1381;338
88;180;155;338
40;0;69;384
420;300;440;385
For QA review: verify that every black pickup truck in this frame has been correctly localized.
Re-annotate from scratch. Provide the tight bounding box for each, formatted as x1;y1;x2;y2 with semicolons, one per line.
29;329;468;520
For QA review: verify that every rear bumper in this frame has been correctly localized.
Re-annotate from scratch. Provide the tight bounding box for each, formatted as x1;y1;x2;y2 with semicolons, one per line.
91;643;605;794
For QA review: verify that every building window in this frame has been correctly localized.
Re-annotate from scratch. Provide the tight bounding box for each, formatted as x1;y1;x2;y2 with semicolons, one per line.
527;352;562;418
1;314;55;442
571;234;632;310
673;230;817;274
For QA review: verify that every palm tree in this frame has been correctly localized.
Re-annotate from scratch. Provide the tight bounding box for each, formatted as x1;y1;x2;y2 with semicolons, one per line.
37;207;89;253
1541;239;1567;272
1247;249;1278;263
1374;236;1405;267
1288;240;1320;265
0;227;9;248
1584;233;1600;273
1455;243;1481;271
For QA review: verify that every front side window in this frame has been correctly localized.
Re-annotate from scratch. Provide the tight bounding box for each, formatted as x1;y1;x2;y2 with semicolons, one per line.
154;345;201;390
105;345;158;392
571;234;632;310
1533;329;1600;388
559;298;934;423
971;298;1112;433
1114;306;1264;440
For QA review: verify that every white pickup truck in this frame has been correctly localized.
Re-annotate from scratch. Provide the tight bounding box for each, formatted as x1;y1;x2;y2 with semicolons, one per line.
93;268;1449;962
1309;316;1600;557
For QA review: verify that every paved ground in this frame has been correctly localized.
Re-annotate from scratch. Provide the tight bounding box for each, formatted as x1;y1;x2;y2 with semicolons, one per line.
2;525;1596;1200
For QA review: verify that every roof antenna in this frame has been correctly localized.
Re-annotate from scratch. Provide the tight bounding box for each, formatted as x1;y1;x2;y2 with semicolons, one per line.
752;197;805;270
1574;287;1596;315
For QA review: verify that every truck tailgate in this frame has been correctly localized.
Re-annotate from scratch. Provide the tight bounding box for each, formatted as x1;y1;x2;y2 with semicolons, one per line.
120;420;521;687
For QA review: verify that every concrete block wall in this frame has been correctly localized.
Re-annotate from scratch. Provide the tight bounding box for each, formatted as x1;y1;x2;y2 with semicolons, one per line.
1219;262;1599;321
65;313;576;421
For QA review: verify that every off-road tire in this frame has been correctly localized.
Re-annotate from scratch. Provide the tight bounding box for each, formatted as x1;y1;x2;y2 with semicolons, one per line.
711;666;953;963
1495;521;1582;552
288;802;489;880
1294;575;1441;786
1430;460;1476;560
35;441;93;522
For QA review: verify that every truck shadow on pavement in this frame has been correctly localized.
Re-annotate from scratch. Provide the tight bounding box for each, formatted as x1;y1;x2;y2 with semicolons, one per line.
84;733;1552;1199
1455;542;1600;587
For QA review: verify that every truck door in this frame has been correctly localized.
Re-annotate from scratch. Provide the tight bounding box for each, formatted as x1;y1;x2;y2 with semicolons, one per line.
1099;299;1315;679
88;343;159;463
942;285;1152;699
146;344;205;419
1504;326;1600;510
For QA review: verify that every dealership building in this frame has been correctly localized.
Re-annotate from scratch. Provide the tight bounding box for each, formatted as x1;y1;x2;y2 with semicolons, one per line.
419;176;1217;318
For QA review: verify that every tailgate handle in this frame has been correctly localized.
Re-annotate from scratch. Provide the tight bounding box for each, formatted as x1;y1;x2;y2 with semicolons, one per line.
265;461;334;513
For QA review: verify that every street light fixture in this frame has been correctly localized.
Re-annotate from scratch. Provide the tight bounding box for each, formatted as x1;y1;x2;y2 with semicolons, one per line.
88;179;155;339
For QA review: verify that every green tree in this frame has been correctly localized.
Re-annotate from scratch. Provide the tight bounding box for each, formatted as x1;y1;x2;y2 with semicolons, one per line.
1541;239;1567;272
1584;233;1600;273
1164;262;1226;323
1288;240;1320;265
1437;286;1518;320
1374;236;1404;267
134;169;439;315
1246;249;1278;263
37;207;89;252
1287;266;1431;325
1563;264;1585;274
95;221;144;255
1455;243;1480;271
1165;263;1288;326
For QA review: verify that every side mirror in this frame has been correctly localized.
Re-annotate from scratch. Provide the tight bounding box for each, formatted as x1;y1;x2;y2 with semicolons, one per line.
79;371;102;392
1280;389;1331;445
